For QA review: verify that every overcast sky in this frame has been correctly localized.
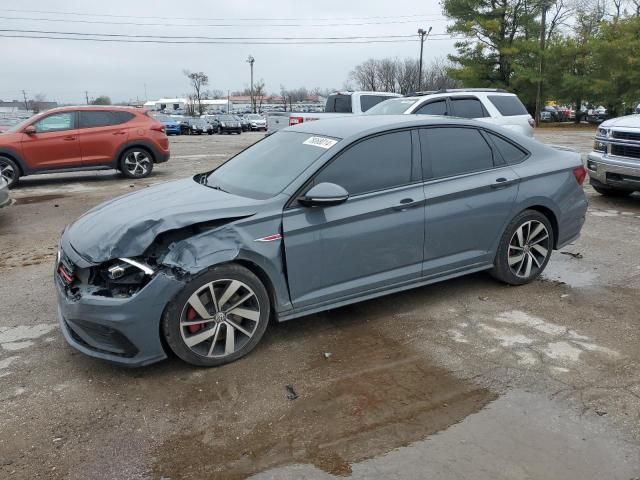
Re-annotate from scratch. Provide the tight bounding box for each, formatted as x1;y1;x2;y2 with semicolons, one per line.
1;0;455;104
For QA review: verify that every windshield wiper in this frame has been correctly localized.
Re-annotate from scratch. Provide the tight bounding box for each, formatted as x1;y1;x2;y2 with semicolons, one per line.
208;184;228;193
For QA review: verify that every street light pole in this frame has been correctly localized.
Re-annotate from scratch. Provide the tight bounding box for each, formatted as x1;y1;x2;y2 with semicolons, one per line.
417;27;432;91
247;55;255;113
534;2;550;125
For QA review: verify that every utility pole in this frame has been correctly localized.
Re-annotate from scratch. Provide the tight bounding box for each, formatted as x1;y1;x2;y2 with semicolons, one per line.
227;90;230;114
144;83;148;101
417;27;432;91
21;90;28;110
534;2;550;125
246;55;255;113
85;90;90;105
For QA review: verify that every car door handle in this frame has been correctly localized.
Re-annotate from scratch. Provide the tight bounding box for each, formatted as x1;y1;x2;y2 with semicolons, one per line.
392;198;425;211
490;177;515;189
63;136;76;141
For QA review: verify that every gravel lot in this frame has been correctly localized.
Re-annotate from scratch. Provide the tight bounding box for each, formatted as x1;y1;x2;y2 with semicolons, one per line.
0;128;639;479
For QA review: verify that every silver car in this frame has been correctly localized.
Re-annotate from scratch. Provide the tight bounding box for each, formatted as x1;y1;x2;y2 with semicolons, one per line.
55;116;587;367
365;89;535;137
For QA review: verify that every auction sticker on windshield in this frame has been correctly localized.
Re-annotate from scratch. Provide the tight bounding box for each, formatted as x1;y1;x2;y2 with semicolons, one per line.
303;136;338;149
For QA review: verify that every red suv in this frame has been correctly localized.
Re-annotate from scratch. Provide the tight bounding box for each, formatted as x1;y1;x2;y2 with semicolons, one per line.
0;106;170;188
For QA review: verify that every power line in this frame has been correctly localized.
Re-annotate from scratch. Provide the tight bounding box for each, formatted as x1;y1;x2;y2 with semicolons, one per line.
0;15;448;28
0;28;452;41
3;8;447;22
0;33;463;45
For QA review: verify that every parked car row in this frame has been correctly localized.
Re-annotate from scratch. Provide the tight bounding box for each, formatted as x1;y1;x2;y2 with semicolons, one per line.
155;113;266;136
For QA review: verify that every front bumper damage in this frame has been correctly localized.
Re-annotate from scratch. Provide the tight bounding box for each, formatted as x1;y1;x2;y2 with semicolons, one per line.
55;237;185;366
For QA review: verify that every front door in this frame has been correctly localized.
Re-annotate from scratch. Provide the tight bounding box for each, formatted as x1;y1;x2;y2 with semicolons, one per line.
419;127;520;275
21;111;81;170
282;130;425;309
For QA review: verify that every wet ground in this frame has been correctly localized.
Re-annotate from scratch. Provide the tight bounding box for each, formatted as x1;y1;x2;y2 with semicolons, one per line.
0;128;639;479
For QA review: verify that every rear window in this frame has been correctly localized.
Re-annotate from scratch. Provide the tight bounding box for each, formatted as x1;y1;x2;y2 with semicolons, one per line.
488;95;529;116
360;95;395;112
325;95;352;113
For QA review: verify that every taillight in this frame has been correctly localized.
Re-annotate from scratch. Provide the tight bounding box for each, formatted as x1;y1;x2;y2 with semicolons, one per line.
150;124;165;133
289;116;304;126
573;166;587;185
528;118;536;128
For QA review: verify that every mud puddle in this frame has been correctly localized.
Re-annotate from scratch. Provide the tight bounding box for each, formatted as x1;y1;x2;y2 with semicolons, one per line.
152;319;497;479
542;254;599;288
251;389;640;479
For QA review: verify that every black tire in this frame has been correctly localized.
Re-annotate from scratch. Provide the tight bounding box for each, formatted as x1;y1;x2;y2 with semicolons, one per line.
0;155;20;189
592;184;632;197
218;126;222;134
119;147;154;179
162;264;271;367
490;209;554;285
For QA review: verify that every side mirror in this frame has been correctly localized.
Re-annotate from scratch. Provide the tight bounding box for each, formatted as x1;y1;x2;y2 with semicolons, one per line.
299;182;349;207
24;125;37;135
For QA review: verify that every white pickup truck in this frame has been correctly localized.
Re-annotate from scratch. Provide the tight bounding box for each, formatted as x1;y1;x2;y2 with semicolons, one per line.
266;91;401;134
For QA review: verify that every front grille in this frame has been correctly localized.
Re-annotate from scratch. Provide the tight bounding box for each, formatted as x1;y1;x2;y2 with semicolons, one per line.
612;131;640;142
611;144;640;159
65;319;138;357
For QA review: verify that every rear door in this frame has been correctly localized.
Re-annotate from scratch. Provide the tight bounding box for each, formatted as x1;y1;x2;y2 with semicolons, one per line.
20;111;81;170
78;110;132;166
420;126;520;275
282;130;425;309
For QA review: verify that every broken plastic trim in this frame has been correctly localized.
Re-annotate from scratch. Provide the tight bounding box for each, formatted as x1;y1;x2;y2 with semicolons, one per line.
118;258;155;276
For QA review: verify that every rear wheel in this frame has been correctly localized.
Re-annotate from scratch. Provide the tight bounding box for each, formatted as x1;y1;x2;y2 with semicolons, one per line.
162;264;270;367
592;184;632;197
119;148;154;179
0;156;20;188
491;210;554;285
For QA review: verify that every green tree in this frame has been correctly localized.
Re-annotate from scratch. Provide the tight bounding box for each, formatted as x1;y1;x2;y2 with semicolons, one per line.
91;95;111;105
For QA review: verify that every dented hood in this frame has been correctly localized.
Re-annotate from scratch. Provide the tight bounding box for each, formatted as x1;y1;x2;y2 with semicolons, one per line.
66;178;259;263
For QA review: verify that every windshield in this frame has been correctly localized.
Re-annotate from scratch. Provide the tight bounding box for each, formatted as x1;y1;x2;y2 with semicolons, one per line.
206;131;340;199
365;98;419;115
7;117;34;133
247;114;263;120
191;119;207;125
218;115;234;121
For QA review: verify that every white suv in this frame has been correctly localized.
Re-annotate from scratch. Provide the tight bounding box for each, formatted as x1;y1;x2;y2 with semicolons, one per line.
365;89;535;137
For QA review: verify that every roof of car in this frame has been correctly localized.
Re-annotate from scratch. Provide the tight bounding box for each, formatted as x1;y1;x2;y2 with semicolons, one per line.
286;114;489;139
38;105;141;113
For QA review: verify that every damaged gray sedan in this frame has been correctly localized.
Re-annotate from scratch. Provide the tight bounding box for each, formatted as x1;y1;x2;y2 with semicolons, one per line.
55;116;588;367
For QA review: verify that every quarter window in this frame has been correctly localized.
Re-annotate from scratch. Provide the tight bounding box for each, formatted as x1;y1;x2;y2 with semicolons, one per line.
450;98;487;118
315;131;413;195
421;127;495;179
414;100;448;116
33;112;75;133
486;132;528;164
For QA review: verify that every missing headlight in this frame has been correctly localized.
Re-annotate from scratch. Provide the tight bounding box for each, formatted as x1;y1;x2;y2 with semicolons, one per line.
94;258;156;297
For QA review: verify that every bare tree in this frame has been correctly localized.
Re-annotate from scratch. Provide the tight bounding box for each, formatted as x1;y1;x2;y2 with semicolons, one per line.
183;70;209;115
376;58;399;92
253;79;266;112
349;58;379;91
30;93;48;113
396;58;420;94
279;85;289;111
202;89;224;99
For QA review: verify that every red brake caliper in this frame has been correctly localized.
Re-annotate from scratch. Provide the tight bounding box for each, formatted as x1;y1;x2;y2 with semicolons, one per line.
186;306;202;334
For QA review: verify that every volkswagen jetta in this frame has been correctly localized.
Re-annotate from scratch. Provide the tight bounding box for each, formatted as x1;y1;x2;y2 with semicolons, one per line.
55;116;588;367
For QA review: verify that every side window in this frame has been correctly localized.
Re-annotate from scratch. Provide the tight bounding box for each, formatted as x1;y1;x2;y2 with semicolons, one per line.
421;128;495;179
414;100;447;116
486;132;528;164
113;111;135;124
79;111;117;128
325;95;352;113
315;131;413;195
33;112;75;133
360;95;391;112
450;98;487;118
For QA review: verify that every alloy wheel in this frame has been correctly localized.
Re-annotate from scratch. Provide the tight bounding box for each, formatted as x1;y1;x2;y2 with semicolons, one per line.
0;159;16;185
123;151;151;177
508;220;551;278
179;279;261;358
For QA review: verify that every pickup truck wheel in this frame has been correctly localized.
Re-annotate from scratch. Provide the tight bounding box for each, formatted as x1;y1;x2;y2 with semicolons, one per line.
491;210;554;286
0;156;20;188
592;185;632;197
162;264;270;367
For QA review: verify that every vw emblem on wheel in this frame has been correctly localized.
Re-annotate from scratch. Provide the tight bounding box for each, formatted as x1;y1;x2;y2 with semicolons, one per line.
214;312;226;323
